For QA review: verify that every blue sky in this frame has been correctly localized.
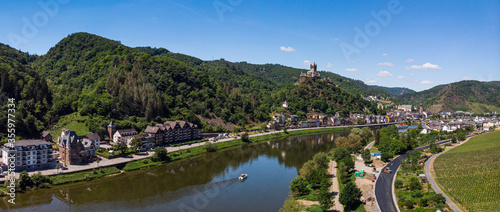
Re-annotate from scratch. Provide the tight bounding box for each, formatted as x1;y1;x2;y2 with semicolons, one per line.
1;0;499;91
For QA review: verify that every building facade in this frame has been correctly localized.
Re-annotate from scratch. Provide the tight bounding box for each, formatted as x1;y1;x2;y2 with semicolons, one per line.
58;129;90;165
154;120;201;143
1;140;54;171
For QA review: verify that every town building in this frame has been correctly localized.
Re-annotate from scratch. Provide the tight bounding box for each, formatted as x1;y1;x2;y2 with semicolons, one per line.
58;129;91;165
282;100;288;108
144;126;163;146
1;139;54;171
153;120;201;143
107;121;116;141
113;129;139;143
82;133;101;156
40;131;52;142
127;134;156;151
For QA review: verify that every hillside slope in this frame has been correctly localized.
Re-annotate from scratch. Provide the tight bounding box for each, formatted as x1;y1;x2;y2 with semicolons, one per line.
398;80;500;113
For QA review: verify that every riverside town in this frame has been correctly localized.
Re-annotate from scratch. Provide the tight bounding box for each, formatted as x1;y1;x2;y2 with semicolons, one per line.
1;1;499;212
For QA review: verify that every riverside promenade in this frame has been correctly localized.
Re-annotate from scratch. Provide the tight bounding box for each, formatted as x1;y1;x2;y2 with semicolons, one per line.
0;123;394;181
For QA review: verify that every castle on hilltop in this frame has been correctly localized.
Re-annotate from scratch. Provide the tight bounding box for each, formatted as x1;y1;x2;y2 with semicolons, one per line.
300;62;321;82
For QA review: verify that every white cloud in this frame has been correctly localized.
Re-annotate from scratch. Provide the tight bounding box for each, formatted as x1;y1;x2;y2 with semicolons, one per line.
409;62;442;70
364;78;377;84
280;46;295;52
345;68;358;72
377;71;393;77
382;53;388;56
406;59;414;63
420;80;433;84
326;63;333;68
377;62;394;66
397;76;405;79
303;60;311;66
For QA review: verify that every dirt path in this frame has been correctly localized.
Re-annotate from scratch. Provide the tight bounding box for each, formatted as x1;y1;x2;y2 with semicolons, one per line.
354;157;379;212
330;160;343;212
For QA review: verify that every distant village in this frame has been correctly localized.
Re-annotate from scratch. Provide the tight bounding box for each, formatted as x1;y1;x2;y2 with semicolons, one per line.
0;62;498;173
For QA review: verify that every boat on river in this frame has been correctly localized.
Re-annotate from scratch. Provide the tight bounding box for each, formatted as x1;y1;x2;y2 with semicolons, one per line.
239;174;248;180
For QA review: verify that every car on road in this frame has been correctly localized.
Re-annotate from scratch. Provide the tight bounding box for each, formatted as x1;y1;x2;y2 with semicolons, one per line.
384;167;392;173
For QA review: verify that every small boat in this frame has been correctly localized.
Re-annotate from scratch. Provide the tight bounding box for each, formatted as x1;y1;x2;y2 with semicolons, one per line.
239;174;248;180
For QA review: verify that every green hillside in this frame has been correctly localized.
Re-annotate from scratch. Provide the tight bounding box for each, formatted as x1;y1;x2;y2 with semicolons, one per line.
398;80;500;113
1;32;376;140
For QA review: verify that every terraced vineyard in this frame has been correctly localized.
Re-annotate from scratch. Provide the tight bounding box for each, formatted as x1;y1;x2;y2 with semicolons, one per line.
433;130;500;211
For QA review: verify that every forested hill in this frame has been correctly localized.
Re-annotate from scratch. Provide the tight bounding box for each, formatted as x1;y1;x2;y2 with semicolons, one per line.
142;49;395;98
369;85;415;96
0;32;377;140
397;80;500;113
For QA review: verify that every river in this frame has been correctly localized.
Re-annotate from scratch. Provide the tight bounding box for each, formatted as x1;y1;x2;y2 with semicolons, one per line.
2;131;349;212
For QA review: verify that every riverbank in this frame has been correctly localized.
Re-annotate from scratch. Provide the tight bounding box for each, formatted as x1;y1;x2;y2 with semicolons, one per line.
1;126;353;195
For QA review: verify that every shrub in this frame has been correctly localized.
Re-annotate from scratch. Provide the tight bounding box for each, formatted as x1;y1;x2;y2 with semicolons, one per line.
204;142;218;152
290;176;308;196
241;133;251;143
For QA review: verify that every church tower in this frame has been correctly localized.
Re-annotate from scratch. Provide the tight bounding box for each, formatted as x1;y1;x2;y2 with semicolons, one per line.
107;121;116;140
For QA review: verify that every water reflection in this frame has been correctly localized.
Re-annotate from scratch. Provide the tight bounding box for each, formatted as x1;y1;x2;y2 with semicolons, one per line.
2;132;347;211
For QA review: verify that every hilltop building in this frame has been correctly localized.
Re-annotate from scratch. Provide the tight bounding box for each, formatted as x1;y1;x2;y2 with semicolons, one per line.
300;62;321;82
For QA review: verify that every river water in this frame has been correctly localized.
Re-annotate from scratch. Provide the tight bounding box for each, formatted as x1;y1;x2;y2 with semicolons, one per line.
2;132;348;212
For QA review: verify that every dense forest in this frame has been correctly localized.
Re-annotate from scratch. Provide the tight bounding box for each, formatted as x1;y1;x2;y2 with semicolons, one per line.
0;33;379;140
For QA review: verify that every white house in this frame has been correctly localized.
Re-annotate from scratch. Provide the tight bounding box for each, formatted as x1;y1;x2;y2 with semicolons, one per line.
113;129;138;143
282;100;288;108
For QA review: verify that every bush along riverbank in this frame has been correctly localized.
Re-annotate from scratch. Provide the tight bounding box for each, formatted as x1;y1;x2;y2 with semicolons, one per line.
281;152;333;212
1;127;352;196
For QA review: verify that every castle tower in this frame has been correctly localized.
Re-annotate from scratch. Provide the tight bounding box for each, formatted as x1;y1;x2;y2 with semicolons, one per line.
107;121;116;140
310;62;317;72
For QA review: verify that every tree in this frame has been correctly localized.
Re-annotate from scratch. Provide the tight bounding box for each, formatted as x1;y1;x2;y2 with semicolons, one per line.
318;181;333;211
408;177;422;191
130;137;143;152
299;160;316;177
279;194;306;212
283;126;288;134
333;147;349;162
260;123;267;132
241;132;251;143
457;132;466;141
115;142;127;155
313;152;329;169
339;181;362;210
381;151;392;162
204;142;218;152
347;133;362;153
341;156;355;171
394;179;403;189
362;149;372;163
30;172;52;189
152;147;168;162
289;176;308;196
361;127;372;144
18;170;33;191
451;136;457;143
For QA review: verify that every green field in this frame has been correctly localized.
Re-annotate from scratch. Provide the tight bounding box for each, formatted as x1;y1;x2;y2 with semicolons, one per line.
433;130;500;211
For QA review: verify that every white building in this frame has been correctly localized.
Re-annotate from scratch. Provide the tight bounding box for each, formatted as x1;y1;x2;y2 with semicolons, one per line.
1;140;54;171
